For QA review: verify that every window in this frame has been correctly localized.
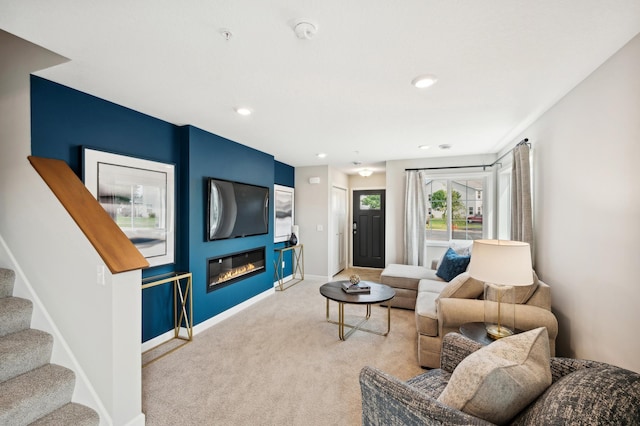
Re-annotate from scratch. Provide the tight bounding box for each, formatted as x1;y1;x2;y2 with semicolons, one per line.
359;194;380;210
425;177;486;241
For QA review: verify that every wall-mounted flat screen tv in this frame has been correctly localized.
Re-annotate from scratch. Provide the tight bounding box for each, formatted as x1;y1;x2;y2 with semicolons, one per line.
207;178;269;241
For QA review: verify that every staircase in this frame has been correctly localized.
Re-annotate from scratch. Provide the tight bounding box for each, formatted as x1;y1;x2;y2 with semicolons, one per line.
0;268;99;425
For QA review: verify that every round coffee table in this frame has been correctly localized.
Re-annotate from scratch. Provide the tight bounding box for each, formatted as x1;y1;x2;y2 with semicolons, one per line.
319;281;395;340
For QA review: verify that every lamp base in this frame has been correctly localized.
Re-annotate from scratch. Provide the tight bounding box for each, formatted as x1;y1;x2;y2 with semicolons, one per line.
486;324;514;340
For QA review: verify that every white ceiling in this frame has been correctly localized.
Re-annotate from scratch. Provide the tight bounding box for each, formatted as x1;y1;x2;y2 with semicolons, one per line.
2;1;639;174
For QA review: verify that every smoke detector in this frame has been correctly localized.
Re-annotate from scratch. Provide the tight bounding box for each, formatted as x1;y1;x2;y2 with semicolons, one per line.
294;21;317;39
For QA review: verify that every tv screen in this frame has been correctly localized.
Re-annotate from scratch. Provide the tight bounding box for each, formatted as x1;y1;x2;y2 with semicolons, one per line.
207;178;269;241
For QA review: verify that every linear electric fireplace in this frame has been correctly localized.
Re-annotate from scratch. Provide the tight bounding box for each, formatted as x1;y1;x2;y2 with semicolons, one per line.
207;247;266;292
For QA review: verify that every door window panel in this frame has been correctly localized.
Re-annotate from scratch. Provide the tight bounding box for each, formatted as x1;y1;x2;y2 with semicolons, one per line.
359;194;381;210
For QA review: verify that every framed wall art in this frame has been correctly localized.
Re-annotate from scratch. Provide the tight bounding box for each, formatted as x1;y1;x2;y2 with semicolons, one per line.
274;184;294;243
83;148;175;267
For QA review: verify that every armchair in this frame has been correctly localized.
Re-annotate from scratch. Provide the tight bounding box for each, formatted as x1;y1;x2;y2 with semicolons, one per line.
360;333;640;425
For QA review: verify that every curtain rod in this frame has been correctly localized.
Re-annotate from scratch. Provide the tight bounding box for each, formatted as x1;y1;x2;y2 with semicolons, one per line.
405;138;529;172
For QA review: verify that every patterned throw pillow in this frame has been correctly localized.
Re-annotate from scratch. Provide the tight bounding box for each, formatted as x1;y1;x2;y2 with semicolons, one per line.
435;248;471;282
437;327;552;424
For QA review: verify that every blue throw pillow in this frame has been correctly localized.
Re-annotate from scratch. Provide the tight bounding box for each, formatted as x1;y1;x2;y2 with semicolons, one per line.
436;248;471;282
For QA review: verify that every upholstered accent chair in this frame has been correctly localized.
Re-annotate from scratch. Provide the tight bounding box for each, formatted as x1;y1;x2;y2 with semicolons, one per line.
360;332;640;425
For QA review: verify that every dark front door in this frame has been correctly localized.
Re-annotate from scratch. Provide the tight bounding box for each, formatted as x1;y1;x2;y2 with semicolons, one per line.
352;190;385;268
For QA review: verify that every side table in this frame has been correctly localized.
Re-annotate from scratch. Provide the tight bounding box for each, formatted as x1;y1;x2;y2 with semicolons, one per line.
273;244;304;291
141;272;193;366
459;322;523;346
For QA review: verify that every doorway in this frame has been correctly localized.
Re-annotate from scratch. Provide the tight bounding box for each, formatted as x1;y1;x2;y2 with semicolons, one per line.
331;186;347;275
352;189;385;268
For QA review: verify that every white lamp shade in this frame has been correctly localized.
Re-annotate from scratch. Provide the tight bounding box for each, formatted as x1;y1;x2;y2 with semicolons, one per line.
291;225;299;235
468;240;533;286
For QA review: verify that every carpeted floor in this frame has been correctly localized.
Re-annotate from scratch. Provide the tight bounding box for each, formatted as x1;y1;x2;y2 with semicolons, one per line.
142;268;425;425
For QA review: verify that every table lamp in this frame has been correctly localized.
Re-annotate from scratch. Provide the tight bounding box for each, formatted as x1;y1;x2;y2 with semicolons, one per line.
468;240;533;339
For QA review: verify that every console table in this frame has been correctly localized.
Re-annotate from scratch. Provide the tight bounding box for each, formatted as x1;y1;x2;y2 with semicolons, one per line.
141;271;193;366
273;244;304;291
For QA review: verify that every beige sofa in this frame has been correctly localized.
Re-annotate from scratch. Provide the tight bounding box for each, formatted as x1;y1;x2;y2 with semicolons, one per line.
379;263;444;309
416;271;558;368
380;263;558;368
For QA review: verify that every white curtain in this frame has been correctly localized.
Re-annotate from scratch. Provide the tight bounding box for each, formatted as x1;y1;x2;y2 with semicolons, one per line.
404;170;428;265
511;143;533;253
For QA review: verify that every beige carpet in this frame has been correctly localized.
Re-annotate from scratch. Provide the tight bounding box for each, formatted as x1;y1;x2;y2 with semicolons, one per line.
142;268;425;425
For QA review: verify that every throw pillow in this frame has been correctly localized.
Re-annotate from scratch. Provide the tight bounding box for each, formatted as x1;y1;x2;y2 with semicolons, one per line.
437;327;552;425
435;248;471;282
437;272;484;300
512;270;539;304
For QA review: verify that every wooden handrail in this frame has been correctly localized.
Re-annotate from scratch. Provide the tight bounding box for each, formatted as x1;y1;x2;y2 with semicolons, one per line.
28;156;149;273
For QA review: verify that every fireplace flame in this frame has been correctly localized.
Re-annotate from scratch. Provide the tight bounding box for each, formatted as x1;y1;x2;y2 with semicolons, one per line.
217;262;257;284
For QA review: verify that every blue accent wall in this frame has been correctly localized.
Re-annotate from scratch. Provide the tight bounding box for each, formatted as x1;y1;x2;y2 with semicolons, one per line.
275;160;294;187
30;76;295;342
183;126;275;324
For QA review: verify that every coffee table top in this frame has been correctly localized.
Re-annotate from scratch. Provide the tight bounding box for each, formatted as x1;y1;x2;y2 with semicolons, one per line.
319;281;395;304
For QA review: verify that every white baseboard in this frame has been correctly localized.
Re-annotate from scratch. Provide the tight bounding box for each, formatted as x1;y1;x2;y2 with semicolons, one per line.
304;274;331;282
273;274;293;287
122;413;146;426
141;286;275;352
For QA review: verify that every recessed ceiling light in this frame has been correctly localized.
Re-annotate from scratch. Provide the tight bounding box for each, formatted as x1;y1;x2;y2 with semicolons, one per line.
235;107;252;116
412;74;438;89
438;144;452;150
316;153;327;158
419;145;431;150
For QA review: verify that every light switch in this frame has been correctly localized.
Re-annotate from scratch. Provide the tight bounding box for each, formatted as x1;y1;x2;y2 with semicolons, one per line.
316;224;323;231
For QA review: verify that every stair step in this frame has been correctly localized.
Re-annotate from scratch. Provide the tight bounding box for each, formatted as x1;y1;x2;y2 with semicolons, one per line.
0;268;15;298
0;364;76;426
30;402;99;426
0;296;32;337
0;329;53;382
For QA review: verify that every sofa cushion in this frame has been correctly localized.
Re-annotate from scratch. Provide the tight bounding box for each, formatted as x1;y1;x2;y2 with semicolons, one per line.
380;264;441;291
437;272;484;300
511;364;640;425
415;290;439;336
417;278;447;294
437;327;552;425
435;248;471;282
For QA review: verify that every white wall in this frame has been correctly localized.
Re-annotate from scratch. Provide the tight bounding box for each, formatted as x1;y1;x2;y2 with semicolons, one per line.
0;30;144;425
294;166;330;279
506;34;640;372
295;166;351;279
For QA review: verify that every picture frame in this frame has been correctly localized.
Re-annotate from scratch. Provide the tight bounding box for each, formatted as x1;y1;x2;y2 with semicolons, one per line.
274;184;294;243
83;147;175;267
